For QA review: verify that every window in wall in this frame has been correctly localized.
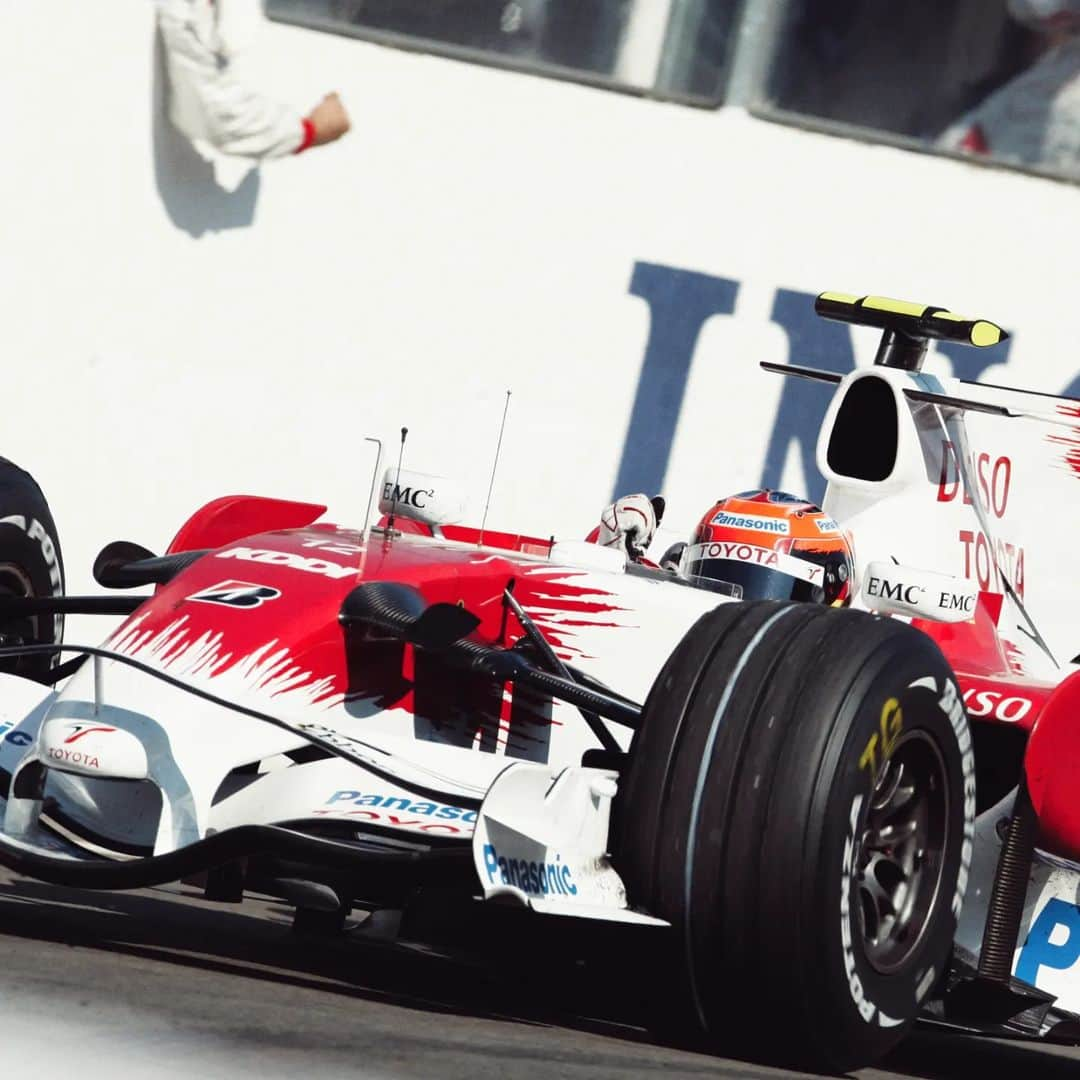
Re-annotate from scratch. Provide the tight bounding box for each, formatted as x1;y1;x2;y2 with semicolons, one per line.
266;0;743;101
756;0;1080;183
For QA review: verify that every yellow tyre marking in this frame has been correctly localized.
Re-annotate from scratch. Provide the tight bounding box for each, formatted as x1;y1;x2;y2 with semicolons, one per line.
859;697;904;780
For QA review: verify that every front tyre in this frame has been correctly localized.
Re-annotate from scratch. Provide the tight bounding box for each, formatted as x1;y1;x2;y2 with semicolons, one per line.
614;601;974;1072
0;458;65;682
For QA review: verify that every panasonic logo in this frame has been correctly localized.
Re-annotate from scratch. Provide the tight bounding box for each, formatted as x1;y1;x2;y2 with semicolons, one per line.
483;844;578;897
710;512;789;534
321;790;476;822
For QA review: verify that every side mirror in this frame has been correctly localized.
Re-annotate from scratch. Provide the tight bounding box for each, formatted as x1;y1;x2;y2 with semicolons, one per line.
378;467;463;527
861;561;979;623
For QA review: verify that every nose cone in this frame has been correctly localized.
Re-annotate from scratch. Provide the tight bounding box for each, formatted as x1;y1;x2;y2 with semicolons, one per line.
39;719;149;780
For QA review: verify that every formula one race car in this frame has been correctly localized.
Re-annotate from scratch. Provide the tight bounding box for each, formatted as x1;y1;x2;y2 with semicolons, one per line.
0;293;1078;1072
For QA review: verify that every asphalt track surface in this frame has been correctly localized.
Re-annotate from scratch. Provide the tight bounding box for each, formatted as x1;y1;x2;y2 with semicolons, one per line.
1;869;1078;1080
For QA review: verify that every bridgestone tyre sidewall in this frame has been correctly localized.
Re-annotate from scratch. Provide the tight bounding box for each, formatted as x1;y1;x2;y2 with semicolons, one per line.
0;458;64;682
614;601;973;1072
790;627;971;1067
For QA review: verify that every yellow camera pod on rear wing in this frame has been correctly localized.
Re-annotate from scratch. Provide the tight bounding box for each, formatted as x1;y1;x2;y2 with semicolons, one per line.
815;292;1007;370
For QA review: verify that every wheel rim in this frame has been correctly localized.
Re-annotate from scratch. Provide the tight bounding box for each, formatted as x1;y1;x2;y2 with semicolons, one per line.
856;728;949;975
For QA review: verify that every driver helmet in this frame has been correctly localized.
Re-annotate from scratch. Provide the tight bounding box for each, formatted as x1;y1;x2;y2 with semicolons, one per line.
682;489;854;606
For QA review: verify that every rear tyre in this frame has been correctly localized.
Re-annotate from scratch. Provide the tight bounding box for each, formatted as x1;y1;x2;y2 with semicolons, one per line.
614;600;974;1072
0;458;64;682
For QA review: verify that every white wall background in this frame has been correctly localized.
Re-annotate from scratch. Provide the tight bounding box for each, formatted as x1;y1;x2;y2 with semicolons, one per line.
0;2;1077;636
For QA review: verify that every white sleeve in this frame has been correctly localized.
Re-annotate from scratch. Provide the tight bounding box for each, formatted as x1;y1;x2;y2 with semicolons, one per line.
157;0;305;160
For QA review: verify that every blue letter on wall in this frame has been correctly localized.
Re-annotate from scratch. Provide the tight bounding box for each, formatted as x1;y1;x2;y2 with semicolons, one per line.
936;338;1013;384
612;263;738;498
759;288;856;504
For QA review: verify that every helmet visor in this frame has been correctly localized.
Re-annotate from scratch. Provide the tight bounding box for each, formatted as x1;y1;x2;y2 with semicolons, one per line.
683;557;821;603
682;542;829;603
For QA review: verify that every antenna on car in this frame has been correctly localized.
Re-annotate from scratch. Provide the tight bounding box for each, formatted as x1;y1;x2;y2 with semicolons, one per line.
478;390;511;549
384;427;408;537
361;436;383;540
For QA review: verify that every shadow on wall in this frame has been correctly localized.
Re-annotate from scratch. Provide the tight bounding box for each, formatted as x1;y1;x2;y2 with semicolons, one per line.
151;26;259;237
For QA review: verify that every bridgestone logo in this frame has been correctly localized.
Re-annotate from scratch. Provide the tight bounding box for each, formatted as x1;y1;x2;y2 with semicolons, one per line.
711;511;789;534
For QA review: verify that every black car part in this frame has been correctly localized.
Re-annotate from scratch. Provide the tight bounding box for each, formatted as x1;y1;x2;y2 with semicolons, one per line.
338;581;641;733
0;813;471;893
93;540;210;589
942;782;1055;1034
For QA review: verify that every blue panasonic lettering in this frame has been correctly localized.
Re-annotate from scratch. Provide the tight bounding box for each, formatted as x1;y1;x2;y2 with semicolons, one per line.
0;723;32;747
326;790;476;822
327;790;361;804
480;844;578;897
1016;898;1080;985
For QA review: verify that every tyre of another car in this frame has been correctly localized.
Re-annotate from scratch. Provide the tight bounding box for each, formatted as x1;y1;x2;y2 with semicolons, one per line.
0;458;65;683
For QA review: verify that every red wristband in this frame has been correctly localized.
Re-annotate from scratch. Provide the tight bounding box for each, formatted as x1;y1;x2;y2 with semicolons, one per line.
296;118;316;154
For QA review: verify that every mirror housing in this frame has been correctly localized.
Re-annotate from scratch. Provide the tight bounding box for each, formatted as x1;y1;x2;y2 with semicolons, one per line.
378;467;464;527
861;560;979;623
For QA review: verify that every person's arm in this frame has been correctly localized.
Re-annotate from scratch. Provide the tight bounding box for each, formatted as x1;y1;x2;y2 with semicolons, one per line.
157;0;350;158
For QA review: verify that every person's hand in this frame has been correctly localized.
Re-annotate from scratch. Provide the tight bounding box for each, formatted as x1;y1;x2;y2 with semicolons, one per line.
597;493;660;560
307;92;351;146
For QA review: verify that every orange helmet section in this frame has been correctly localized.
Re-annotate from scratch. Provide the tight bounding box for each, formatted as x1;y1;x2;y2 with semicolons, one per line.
687;490;854;606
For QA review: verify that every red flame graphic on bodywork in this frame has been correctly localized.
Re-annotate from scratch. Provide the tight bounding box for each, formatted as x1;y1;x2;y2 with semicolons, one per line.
1049;403;1080;479
521;570;627;662
347;568;628;755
